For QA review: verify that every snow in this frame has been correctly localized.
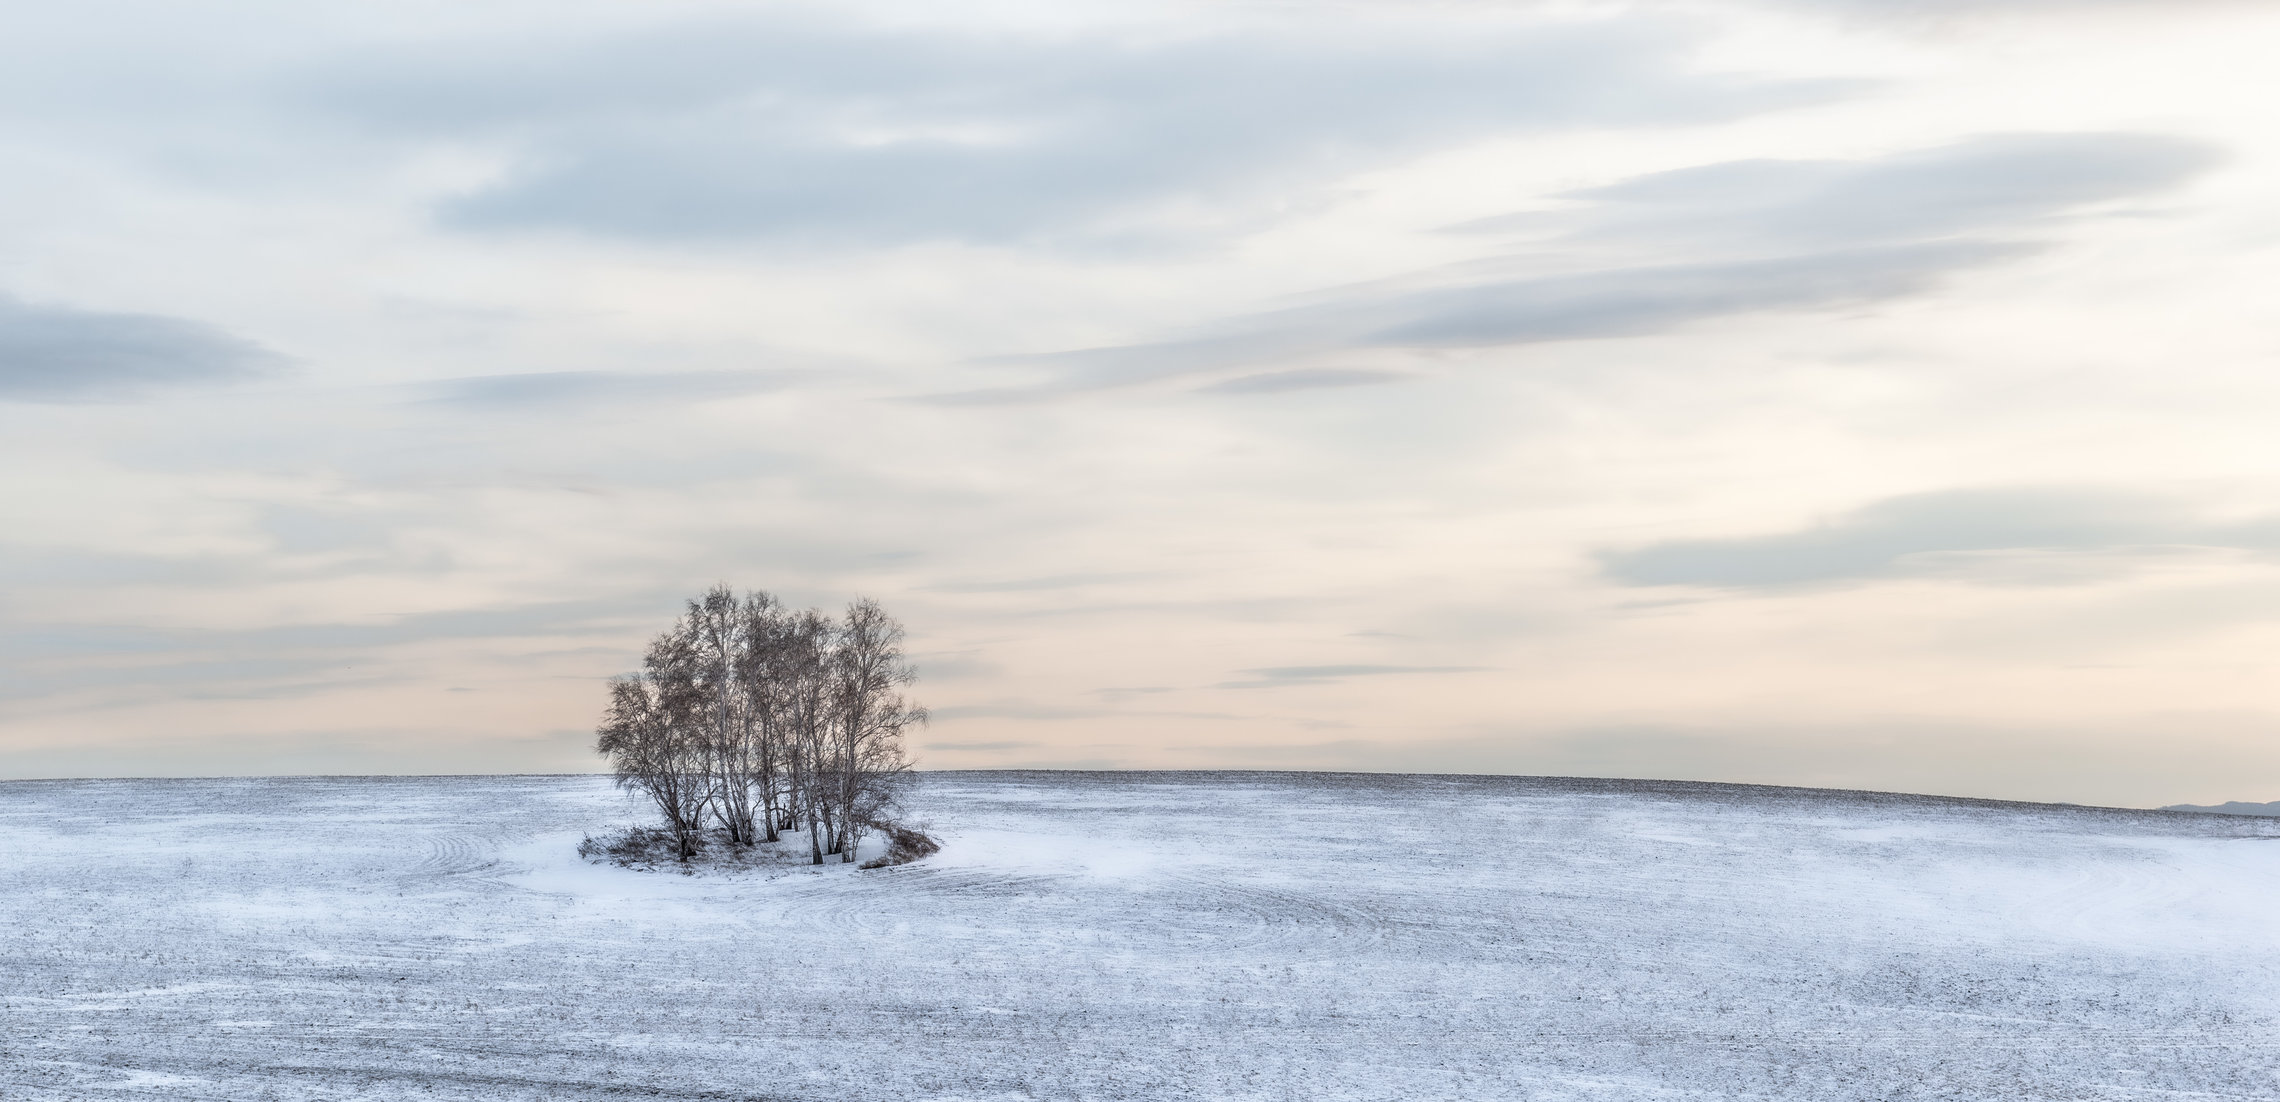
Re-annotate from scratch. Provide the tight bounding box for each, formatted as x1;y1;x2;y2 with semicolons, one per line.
3;771;2278;1100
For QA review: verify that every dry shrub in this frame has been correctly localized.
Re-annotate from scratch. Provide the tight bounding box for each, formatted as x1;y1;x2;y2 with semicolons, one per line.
578;827;691;869
860;822;941;869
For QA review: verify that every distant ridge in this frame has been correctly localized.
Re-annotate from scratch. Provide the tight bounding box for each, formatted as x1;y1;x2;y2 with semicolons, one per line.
2163;800;2280;818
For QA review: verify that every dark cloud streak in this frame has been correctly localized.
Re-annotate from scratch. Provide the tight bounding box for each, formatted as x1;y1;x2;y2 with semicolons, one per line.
1541;132;2218;250
970;131;2215;400
1601;487;2280;588
1197;369;1414;395
1218;664;1493;689
961;242;2023;400
0;296;280;402
422;369;806;408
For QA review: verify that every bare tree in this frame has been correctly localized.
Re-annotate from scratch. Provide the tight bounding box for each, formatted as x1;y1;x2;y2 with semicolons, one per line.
736;592;790;842
684;585;761;845
775;607;836;866
594;632;713;861
826;598;926;862
595;586;927;867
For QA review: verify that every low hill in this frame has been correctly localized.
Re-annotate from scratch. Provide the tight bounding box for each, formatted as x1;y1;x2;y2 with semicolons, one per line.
2165;799;2280;817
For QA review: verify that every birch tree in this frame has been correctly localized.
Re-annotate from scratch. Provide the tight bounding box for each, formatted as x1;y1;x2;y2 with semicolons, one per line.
594;631;713;861
682;584;782;846
596;586;926;866
825;598;926;862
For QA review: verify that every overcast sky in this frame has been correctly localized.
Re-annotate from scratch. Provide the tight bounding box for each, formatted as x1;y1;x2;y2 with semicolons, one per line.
5;0;2278;805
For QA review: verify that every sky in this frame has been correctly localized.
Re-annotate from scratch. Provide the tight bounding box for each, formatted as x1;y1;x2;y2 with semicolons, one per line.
4;0;2278;805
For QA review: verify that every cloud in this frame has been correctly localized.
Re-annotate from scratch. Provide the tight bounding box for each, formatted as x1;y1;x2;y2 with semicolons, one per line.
926;701;1123;721
909;653;1003;681
0;598;648;707
1217;664;1492;689
422;369;805;408
1538;131;2217;250
1336;243;2015;349
923;571;1164;594
310;14;1831;246
0;295;280;402
972;242;2017;398
971;131;2213;398
928;700;1245;721
1793;0;2242;12
1196;368;1413;395
1600;487;2280;588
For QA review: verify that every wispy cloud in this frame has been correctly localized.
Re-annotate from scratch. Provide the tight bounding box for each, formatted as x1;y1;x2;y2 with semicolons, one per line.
1600;487;2280;589
1196;369;1414;395
1796;0;2243;13
0;598;643;708
309;14;1833;247
420;369;806;408
1531;132;2216;250
923;572;1165;594
957;131;2214;399
1217;664;1493;689
929;700;1246;721
0;295;281;402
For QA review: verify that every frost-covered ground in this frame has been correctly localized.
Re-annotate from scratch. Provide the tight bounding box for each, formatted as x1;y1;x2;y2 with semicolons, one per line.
4;772;2278;1101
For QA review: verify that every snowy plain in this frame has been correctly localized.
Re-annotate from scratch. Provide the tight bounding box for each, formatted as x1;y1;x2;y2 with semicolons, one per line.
3;771;2278;1101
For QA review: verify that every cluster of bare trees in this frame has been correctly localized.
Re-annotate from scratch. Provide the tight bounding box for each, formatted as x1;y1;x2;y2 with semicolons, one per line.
595;586;925;865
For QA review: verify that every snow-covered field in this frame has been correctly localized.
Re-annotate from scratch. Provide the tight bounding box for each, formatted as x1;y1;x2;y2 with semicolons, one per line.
4;772;2278;1101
